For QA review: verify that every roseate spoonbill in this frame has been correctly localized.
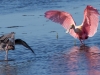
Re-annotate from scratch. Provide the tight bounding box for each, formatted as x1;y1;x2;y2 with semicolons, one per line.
45;5;99;45
0;32;35;60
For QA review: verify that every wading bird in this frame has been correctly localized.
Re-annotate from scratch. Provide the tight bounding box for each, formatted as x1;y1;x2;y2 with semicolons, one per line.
45;5;99;45
0;32;35;60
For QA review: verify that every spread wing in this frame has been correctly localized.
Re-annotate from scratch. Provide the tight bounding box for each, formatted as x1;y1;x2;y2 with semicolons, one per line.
82;5;99;37
45;10;78;38
0;32;15;45
15;39;35;54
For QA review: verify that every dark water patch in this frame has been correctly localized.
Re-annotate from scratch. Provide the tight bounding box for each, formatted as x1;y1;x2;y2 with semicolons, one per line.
1;32;4;33
6;26;24;28
0;0;67;15
22;14;44;16
39;15;44;16
0;0;99;15
49;31;57;33
73;7;79;9
22;33;27;34
0;59;15;62
22;15;34;16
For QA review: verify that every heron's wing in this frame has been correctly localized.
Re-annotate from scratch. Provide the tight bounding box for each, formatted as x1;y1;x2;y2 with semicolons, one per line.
45;10;78;38
15;39;35;54
0;32;15;45
82;5;99;37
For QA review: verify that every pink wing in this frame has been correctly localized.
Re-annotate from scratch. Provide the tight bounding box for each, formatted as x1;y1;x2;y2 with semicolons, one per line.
45;10;78;38
82;5;99;37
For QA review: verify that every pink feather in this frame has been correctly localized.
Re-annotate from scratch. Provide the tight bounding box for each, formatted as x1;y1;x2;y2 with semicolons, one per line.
82;5;99;37
45;10;78;38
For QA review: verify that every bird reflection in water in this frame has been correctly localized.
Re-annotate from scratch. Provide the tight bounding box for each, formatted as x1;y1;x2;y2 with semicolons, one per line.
65;45;100;75
85;46;100;75
64;46;80;75
0;61;17;75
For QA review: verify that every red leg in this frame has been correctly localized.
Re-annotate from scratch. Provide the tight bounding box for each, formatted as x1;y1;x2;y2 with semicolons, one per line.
79;39;85;45
80;39;83;44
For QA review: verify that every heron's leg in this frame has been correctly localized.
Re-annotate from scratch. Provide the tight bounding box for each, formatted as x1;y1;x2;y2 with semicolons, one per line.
5;50;8;60
5;44;8;60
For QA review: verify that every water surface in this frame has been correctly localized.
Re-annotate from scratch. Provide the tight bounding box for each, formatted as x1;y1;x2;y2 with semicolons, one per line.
0;0;100;75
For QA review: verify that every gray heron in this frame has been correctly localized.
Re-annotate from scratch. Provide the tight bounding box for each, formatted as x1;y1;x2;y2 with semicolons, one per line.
0;32;35;60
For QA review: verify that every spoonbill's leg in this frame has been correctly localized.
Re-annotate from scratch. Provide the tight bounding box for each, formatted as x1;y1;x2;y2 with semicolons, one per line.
74;39;76;46
83;40;85;45
80;39;83;44
79;39;86;51
5;50;8;60
79;39;85;46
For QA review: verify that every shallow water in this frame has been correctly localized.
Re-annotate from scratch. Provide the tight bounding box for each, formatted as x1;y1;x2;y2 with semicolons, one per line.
0;0;100;75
